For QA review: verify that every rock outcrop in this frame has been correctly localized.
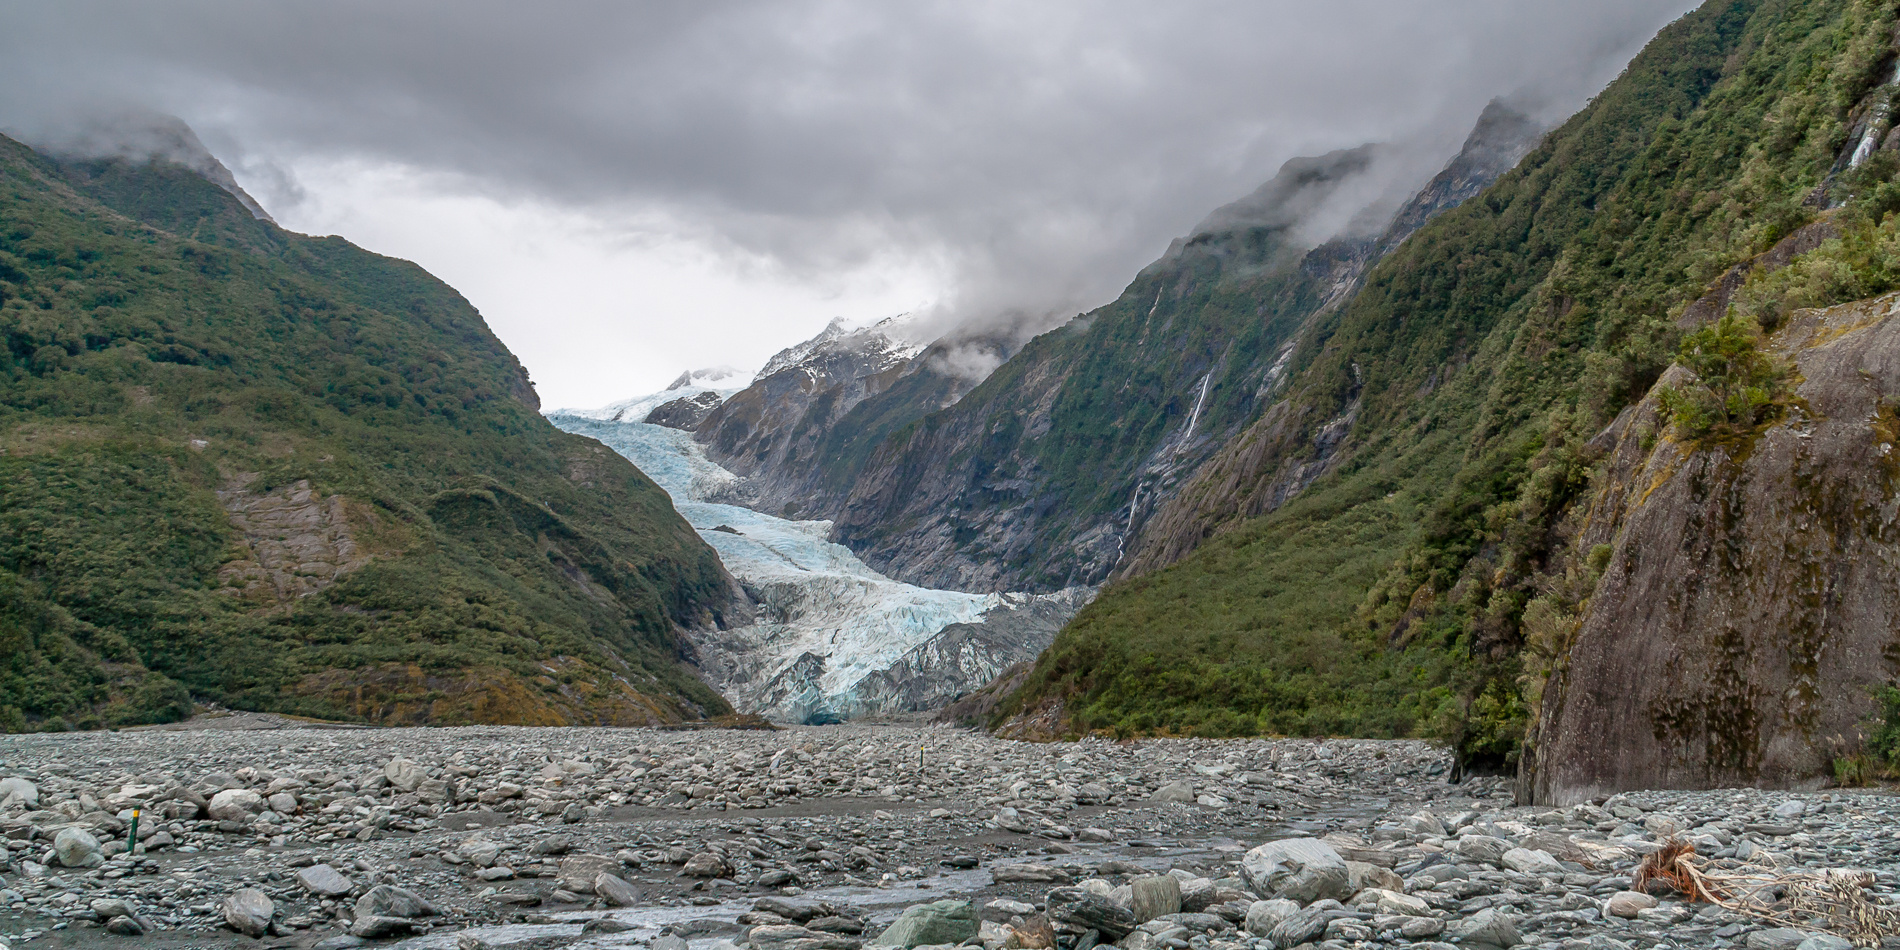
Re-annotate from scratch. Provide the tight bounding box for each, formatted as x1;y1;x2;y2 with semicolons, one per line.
1532;293;1900;804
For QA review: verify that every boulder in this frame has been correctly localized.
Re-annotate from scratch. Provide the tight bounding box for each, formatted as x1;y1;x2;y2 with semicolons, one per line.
295;864;354;897
350;915;416;939
1044;888;1136;939
1450;908;1521;949
52;826;103;869
867;900;979;947
1129;875;1181;923
1148;782;1195;804
458;837;502;867
559;853;619;893
1534;301;1900;802
355;884;437;919
0;777;38;808
750;924;861;950
1356;888;1428;916
383;758;427;792
1240;838;1351;904
1266;902;1348;948
1452;834;1510;867
1604;891;1657;919
683;851;730;877
595;872;641;907
223;888;274;937
1243;899;1299;937
1500;848;1564;875
206;788;264;822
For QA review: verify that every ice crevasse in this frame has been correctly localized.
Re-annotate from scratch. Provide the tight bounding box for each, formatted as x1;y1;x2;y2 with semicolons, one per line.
547;412;1090;723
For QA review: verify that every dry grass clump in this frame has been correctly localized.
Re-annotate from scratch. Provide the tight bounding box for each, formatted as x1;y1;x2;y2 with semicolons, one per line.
1635;836;1900;947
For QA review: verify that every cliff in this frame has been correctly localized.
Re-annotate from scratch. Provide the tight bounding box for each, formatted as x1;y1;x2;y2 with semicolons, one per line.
1530;293;1900;803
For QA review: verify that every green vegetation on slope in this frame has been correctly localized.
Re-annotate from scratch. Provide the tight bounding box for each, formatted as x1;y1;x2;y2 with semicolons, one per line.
1009;0;1900;757
0;137;732;730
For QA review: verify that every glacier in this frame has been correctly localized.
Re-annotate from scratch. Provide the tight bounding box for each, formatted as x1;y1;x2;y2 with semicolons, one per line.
548;409;1089;723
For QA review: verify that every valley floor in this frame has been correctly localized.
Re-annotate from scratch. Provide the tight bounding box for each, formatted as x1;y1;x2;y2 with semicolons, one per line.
0;725;1893;949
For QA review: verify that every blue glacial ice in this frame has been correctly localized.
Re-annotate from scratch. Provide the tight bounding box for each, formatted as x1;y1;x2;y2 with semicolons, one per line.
547;411;1088;723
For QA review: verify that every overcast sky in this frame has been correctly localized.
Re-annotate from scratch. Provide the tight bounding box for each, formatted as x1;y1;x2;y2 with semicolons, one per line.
0;1;1699;408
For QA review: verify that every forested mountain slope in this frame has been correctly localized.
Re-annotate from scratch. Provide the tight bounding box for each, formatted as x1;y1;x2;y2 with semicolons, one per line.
0;133;735;730
1001;0;1900;782
827;106;1541;594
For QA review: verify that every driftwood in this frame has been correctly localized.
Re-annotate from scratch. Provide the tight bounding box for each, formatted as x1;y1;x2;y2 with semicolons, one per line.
1635;837;1900;947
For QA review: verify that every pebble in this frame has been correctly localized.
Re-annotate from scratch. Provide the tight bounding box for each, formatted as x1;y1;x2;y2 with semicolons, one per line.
0;724;1891;949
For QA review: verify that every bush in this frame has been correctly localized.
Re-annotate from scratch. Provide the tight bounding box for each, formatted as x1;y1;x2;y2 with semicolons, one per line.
1657;312;1790;442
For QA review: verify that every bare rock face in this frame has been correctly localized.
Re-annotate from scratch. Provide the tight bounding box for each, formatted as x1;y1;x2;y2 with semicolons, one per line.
216;477;377;605
1532;294;1900;804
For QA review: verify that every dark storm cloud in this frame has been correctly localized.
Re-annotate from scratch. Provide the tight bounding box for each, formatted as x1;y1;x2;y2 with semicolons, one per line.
0;0;1699;338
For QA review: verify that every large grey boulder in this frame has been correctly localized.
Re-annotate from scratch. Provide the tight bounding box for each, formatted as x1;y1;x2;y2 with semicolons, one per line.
355;884;437;919
296;864;353;897
223;888;274;937
557;853;618;893
1129;875;1181;922
52;826;103;868
383;758;427;792
1452;834;1510;867
206;788;264;822
0;777;38;808
1240;838;1351;904
1243;899;1299;936
1044;887;1136;939
595;872;641;907
1450;908;1521;949
867;900;978;947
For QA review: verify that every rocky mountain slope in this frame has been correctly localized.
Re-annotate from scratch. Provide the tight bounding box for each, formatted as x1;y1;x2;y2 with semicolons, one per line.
686;316;1016;521
0;130;735;731
1000;0;1900;784
824;106;1542;594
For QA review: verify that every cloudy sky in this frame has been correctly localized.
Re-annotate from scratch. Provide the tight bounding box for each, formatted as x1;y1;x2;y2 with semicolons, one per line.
0;1;1698;408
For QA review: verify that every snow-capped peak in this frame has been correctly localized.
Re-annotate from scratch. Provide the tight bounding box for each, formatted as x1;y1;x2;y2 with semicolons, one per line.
758;314;927;381
554;366;755;423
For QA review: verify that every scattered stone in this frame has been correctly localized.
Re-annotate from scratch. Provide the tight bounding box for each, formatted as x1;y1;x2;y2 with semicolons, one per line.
296;863;355;897
207;787;265;822
223;888;274;938
868;900;978;947
52;826;103;868
595;872;641;907
1240;838;1350;904
355;884;437;919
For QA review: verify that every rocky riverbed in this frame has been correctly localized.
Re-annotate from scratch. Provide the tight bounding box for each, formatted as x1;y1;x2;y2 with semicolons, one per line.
0;721;1895;950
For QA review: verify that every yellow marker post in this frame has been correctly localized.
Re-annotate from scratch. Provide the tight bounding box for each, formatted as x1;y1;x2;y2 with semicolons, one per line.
129;807;141;855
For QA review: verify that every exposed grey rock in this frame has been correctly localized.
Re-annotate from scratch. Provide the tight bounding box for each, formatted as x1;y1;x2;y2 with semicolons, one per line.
867;900;978;947
1535;294;1900;802
206;788;263;822
595;872;641;907
355;884;437;919
223;888;274;937
1045;887;1137;939
296;863;354;897
1128;875;1180;923
1450;908;1521;949
383;758;427;792
1148;782;1195;804
1240;838;1350;904
52;826;103;868
350;915;416;939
